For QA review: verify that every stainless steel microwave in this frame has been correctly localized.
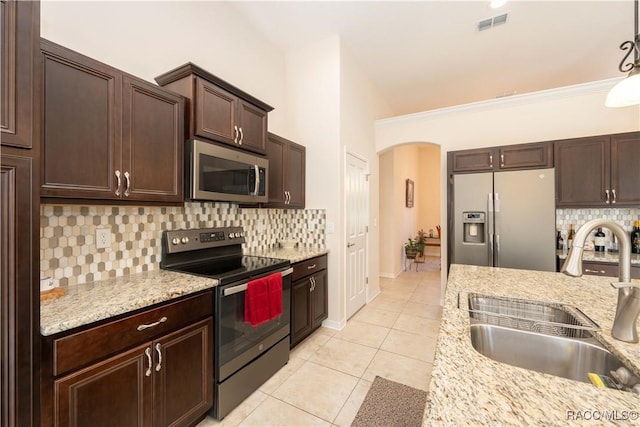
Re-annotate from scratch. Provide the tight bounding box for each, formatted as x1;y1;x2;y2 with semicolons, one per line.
185;140;268;203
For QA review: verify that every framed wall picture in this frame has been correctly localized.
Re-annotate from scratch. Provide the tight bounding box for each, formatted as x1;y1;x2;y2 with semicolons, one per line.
406;179;414;208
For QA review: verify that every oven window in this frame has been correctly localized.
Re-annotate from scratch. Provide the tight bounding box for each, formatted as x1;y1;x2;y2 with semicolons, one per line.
199;153;266;196
216;277;290;378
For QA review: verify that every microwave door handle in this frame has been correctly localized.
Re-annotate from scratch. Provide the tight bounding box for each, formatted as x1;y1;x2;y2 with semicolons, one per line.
223;267;293;296
251;164;260;196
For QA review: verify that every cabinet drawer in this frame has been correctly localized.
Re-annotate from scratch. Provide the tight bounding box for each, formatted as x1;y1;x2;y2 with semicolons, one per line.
53;291;213;376
582;261;619;278
292;255;327;282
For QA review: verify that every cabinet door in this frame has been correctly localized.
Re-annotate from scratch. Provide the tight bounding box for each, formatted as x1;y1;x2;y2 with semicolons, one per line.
498;142;552;170
122;75;184;203
290;279;312;347
41;40;121;199
1;155;38;427
153;319;213;427
1;0;38;149
54;343;153;427
610;132;640;206
194;77;236;145
237;99;267;154
555;136;610;207
310;270;328;328
450;148;496;173
285;141;306;208
266;133;286;205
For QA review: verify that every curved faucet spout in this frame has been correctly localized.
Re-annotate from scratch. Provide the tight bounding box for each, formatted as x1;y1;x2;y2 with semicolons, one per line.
560;219;638;343
561;219;631;283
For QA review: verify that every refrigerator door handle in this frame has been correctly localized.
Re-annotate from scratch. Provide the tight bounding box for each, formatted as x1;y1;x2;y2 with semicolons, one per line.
487;193;494;266
493;193;501;267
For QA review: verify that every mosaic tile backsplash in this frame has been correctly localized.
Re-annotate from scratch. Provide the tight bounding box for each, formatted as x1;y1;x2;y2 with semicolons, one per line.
556;207;640;241
41;202;326;287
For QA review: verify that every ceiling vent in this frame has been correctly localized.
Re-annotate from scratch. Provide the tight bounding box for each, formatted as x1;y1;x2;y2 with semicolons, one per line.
477;13;509;31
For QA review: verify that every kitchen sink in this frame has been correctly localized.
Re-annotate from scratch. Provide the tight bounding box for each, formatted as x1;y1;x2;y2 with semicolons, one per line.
470;323;625;384
464;293;640;392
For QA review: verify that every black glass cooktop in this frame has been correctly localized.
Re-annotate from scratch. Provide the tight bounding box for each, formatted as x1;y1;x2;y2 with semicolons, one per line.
168;255;289;285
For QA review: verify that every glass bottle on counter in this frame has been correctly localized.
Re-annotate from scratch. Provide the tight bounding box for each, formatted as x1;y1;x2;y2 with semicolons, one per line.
556;228;564;250
567;224;575;250
594;227;605;252
632;221;640;254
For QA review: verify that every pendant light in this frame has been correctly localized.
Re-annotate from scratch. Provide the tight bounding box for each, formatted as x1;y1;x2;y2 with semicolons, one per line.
606;0;640;107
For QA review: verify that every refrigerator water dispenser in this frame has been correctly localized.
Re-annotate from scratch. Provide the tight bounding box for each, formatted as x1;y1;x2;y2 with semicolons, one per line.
463;212;485;244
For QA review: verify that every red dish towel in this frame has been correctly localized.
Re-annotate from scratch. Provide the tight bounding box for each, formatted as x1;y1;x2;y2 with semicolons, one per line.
244;272;283;327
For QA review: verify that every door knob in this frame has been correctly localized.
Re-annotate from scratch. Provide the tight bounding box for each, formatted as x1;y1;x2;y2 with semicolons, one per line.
347;243;355;248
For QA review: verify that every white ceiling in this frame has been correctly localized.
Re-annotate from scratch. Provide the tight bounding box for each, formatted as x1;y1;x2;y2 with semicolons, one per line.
230;1;635;117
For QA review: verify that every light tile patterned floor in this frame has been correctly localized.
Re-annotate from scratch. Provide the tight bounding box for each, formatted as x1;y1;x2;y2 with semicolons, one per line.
197;257;442;427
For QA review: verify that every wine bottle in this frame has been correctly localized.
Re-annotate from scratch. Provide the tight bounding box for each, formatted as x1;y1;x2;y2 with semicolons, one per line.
556;228;564;250
567;224;575;250
594;227;605;252
632;221;640;254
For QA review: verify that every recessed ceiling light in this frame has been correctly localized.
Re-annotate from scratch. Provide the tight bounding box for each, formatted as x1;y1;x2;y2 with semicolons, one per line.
490;0;507;9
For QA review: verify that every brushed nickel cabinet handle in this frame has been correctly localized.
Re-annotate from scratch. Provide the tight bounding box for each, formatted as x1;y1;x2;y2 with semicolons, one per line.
307;264;316;270
145;347;152;377
605;189;610;204
489;154;493;169
500;154;505;168
612;189;617;204
115;170;122;196
233;125;239;144
155;343;162;372
238;127;244;145
585;268;606;274
137;316;167;331
124;171;131;197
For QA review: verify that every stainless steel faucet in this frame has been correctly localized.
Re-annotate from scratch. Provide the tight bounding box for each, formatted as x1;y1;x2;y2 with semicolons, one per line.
561;219;640;343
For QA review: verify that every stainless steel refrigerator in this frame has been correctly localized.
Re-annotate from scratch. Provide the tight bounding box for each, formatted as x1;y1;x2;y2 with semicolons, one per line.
452;168;556;271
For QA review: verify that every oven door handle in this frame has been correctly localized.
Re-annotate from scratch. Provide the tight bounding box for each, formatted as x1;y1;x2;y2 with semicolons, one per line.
223;267;293;297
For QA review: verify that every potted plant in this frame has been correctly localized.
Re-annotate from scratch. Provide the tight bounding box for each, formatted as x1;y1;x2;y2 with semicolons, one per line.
415;229;428;256
404;238;418;259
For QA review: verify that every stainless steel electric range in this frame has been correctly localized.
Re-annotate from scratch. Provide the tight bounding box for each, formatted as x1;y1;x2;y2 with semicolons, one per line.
160;226;292;420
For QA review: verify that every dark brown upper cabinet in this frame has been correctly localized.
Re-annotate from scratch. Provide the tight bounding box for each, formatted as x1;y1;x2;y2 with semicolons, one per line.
1;1;40;426
450;141;553;173
265;132;305;209
40;39;184;203
155;63;273;155
1;0;39;149
555;132;640;207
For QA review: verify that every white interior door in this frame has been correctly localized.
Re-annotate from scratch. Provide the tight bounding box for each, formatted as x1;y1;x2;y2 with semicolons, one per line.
345;153;368;319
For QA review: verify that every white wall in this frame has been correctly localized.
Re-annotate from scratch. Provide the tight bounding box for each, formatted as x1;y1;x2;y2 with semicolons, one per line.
375;79;640;295
339;45;393;304
40;0;290;134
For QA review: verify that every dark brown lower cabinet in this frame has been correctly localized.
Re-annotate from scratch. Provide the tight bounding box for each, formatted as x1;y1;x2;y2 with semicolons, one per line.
582;261;640;280
42;292;214;427
290;255;328;348
54;320;211;427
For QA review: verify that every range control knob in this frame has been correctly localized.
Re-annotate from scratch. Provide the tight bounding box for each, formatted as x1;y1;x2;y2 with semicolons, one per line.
171;237;180;245
239;232;244;238
181;237;190;244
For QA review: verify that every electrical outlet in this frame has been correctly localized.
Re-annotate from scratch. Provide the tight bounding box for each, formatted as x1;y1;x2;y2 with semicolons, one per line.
96;228;111;249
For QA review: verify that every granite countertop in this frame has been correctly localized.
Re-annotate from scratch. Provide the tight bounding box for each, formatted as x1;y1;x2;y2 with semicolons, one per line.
246;246;329;263
426;264;640;426
40;248;327;337
557;250;640;266
40;270;218;336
